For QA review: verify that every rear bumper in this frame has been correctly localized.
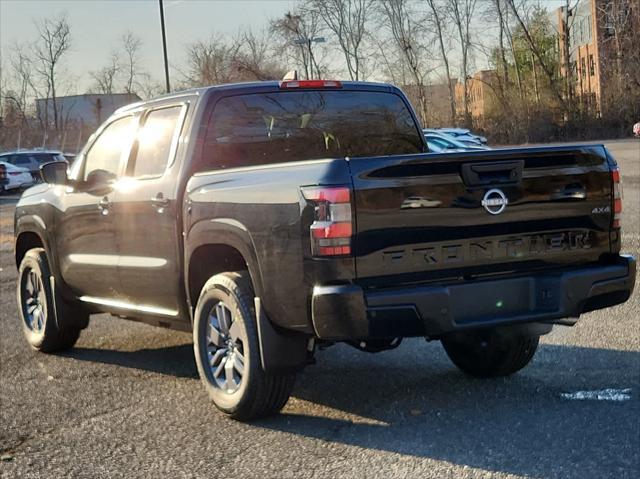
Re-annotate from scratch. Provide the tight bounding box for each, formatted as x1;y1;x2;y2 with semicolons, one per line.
311;255;636;340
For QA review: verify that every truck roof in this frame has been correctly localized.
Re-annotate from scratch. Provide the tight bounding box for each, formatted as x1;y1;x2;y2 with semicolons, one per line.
114;80;399;115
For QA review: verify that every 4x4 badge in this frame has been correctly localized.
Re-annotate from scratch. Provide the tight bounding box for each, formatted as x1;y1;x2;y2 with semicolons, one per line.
482;189;508;215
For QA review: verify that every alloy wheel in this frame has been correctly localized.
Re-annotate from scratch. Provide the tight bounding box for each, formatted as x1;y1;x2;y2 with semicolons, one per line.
205;302;245;394
21;267;47;333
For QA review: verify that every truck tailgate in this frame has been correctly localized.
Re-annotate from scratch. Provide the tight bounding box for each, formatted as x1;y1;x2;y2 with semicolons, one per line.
350;145;613;286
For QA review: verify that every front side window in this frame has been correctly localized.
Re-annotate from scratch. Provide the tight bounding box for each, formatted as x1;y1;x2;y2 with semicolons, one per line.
202;90;423;170
83;116;135;181
130;106;183;178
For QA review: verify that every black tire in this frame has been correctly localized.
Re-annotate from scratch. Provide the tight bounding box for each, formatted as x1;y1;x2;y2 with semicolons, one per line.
193;271;295;420
17;248;88;352
441;329;539;378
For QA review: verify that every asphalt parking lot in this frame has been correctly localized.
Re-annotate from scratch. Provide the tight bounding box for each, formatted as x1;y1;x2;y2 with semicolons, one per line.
1;139;638;478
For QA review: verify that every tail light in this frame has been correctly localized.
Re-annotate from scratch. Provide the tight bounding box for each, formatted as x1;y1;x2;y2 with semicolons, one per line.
612;167;622;229
301;186;352;256
9;171;22;176
279;80;343;89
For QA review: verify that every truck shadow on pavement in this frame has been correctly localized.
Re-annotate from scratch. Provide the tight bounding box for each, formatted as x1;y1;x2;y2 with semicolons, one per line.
64;344;199;379
259;340;639;478
64;339;638;477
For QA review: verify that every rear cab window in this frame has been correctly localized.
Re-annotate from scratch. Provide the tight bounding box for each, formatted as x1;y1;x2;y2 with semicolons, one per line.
202;89;424;170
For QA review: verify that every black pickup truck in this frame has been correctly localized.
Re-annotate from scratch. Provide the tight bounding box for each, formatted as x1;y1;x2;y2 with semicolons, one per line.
14;80;636;420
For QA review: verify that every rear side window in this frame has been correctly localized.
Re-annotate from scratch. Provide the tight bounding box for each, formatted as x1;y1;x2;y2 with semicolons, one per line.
203;90;423;170
130;106;183;178
32;153;63;163
12;155;31;165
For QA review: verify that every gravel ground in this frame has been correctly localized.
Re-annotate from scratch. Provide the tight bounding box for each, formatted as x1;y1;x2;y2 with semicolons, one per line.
1;139;638;479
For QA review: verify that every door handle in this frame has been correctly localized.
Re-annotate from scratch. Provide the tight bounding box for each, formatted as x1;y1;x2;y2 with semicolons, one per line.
461;161;524;187
151;193;170;212
98;196;111;215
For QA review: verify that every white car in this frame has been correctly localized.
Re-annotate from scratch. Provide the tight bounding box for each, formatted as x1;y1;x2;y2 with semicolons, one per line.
0;149;66;181
0;161;34;192
424;131;490;151
429;127;488;145
634;122;640;137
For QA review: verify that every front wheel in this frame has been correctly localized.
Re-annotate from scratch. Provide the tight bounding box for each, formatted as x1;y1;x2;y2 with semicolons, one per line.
193;271;295;420
17;248;87;352
441;329;539;378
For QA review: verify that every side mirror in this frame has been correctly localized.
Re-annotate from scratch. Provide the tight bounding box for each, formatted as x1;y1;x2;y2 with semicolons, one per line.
40;161;69;185
84;169;116;193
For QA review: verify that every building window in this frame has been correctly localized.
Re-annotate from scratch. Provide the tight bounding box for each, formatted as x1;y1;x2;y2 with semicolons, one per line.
589;55;595;76
581;58;586;78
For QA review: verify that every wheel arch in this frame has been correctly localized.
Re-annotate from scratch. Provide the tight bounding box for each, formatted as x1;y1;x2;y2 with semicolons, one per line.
15;215;49;269
185;218;264;312
15;215;79;303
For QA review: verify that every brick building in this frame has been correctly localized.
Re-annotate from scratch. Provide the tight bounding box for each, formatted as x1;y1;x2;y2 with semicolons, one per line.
402;81;459;127
455;70;498;120
555;0;639;114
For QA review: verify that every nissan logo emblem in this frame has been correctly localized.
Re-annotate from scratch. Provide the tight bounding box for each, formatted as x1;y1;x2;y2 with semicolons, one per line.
481;188;508;215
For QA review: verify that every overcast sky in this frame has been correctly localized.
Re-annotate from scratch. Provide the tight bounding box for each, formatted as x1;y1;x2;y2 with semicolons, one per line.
1;0;568;95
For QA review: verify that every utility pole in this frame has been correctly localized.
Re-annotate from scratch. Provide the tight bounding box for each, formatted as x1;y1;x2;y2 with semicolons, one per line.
158;0;171;93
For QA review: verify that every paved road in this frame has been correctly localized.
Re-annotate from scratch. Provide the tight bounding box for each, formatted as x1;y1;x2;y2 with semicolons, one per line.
1;140;638;478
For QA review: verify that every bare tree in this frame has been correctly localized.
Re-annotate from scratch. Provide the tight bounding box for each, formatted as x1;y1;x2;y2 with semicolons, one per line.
368;32;404;84
121;31;142;94
271;10;325;79
505;0;564;107
234;28;287;80
185;35;240;86
3;44;35;126
379;0;430;125
490;0;510;88
307;0;372;80
32;14;71;131
597;0;635;89
425;0;455;124
89;53;120;94
596;0;639;125
135;72;164;100
448;0;477;126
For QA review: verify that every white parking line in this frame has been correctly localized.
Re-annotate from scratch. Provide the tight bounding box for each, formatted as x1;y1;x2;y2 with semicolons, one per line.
561;388;632;401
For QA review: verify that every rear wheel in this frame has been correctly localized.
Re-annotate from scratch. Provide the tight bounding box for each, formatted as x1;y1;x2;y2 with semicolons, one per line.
441;329;539;378
17;248;88;352
193;271;295;420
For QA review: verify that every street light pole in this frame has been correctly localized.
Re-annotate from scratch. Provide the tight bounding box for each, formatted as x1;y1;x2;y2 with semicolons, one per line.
308;39;314;80
158;0;171;93
293;37;325;79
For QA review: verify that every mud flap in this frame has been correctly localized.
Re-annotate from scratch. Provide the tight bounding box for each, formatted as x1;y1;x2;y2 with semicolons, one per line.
49;275;89;330
255;297;308;374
